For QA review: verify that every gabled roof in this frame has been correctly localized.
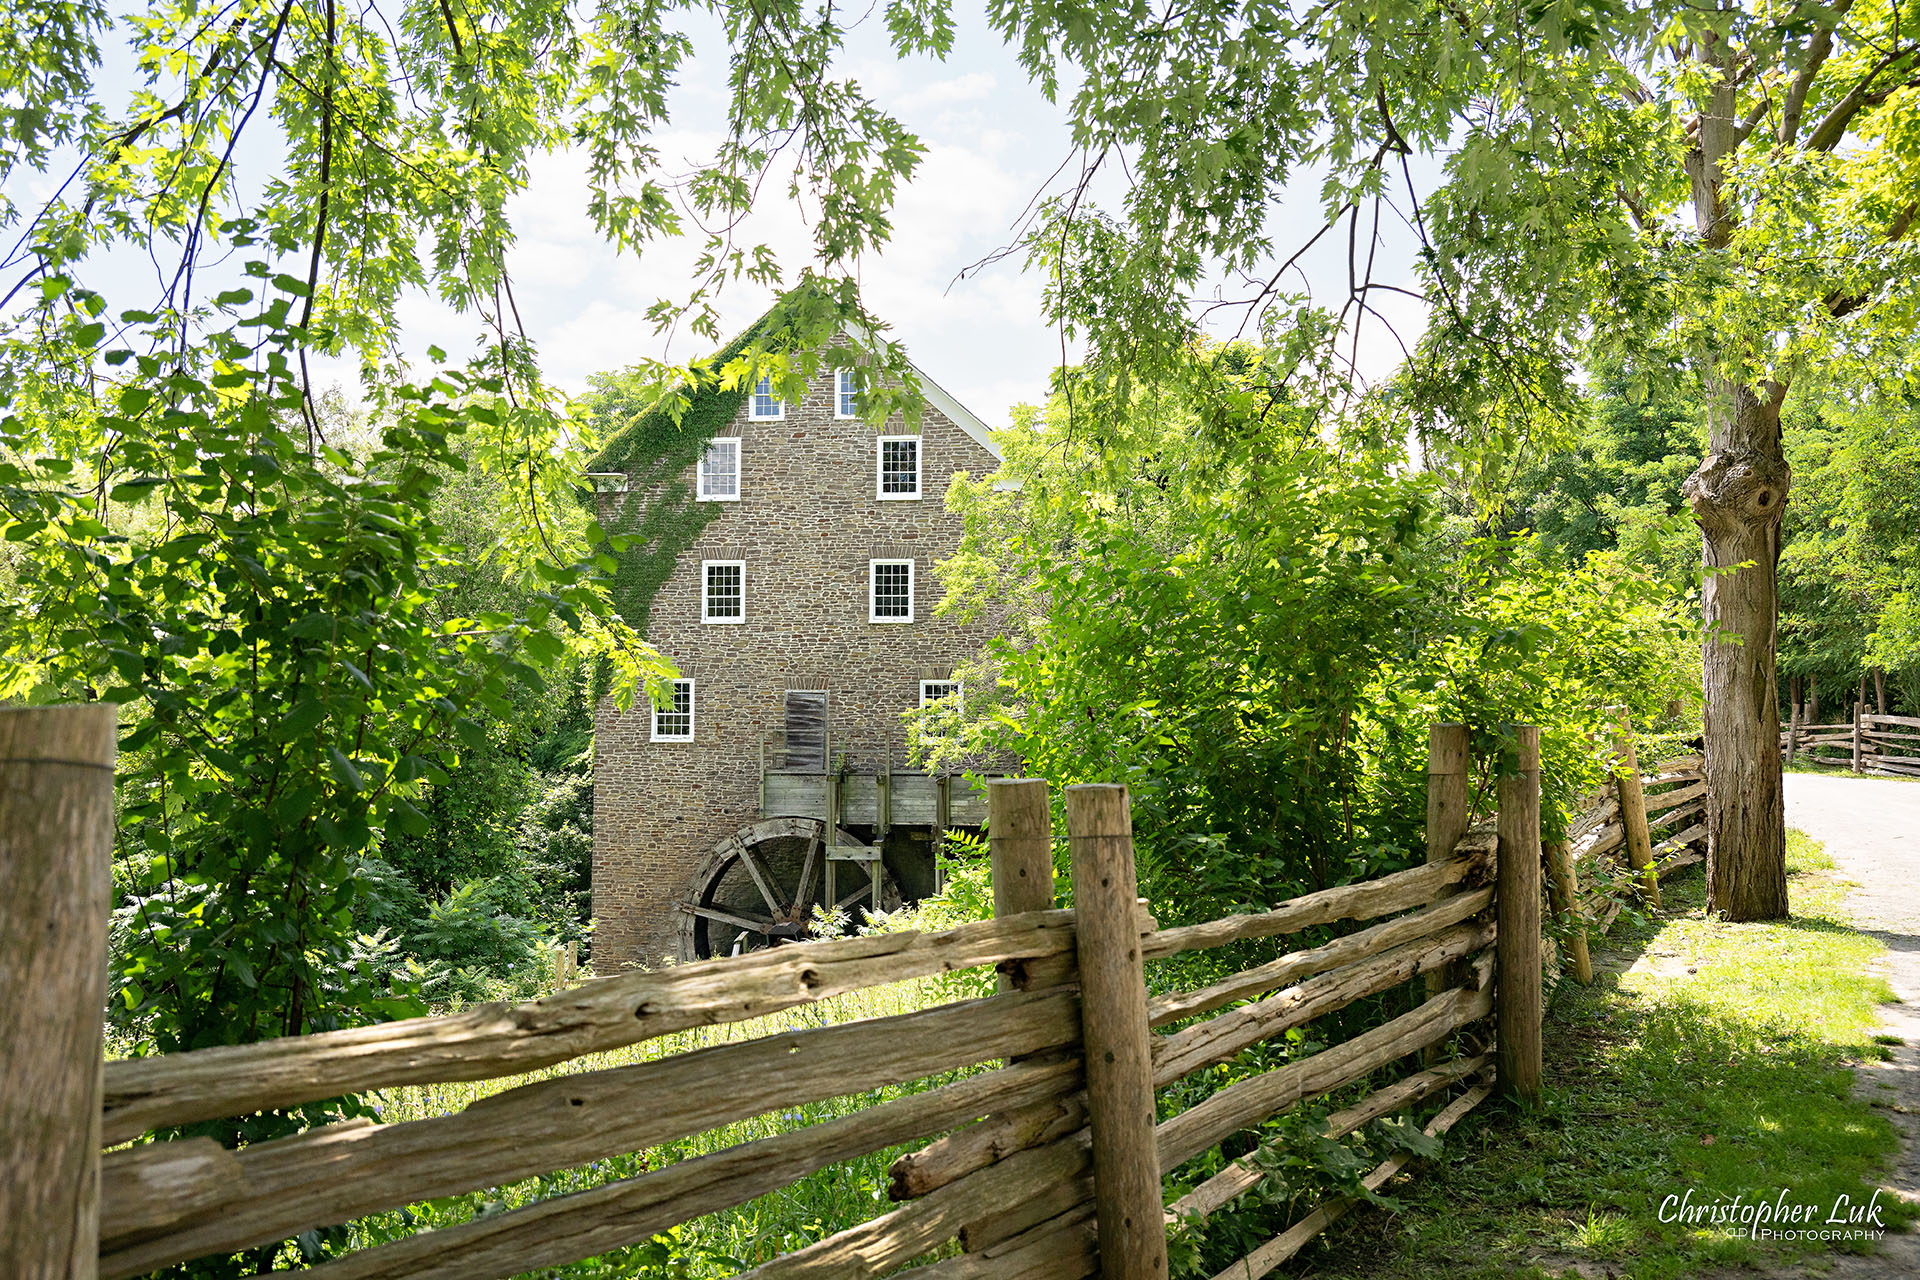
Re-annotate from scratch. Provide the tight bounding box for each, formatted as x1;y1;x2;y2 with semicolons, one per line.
585;299;1004;477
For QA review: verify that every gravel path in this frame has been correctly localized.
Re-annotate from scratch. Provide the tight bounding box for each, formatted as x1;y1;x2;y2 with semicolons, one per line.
1781;773;1920;1276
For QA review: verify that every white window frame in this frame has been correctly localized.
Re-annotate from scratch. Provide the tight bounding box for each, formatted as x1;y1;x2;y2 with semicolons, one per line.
836;368;860;419
919;679;962;708
876;435;922;501
869;558;915;624
751;377;784;421
696;436;741;502
651;678;696;742
701;559;746;625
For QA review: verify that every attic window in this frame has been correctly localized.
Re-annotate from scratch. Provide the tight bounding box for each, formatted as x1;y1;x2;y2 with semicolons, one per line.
752;377;783;420
837;369;860;419
877;436;921;500
697;437;740;501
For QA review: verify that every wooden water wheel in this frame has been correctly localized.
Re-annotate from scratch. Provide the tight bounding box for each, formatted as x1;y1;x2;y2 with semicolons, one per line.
676;817;901;960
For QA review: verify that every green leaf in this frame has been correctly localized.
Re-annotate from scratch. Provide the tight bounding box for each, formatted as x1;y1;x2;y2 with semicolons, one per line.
522;630;565;664
326;747;365;794
288;613;339;641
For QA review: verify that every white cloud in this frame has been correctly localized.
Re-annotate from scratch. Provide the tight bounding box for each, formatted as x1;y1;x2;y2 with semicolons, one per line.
897;71;998;112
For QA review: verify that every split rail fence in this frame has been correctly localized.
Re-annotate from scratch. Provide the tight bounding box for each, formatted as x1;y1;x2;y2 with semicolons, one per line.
2;706;1702;1280
1783;705;1920;777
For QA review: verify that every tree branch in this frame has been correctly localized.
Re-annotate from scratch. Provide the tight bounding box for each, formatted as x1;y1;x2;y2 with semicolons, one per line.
1804;44;1915;153
1781;0;1857;144
1824;203;1919;318
297;0;338;451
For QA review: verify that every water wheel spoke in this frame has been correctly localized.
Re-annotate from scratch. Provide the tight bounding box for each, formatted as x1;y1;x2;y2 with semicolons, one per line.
833;878;876;913
686;905;775;935
733;845;784;918
795;823;824;910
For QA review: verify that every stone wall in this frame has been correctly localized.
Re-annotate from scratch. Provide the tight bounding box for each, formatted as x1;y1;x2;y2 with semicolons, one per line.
591;358;1002;967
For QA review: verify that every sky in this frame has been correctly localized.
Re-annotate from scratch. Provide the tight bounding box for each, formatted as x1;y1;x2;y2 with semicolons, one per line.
19;3;1437;433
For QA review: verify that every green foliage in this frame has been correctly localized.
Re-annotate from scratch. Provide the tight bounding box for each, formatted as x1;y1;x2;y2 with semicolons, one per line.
0;288;669;1250
1238;1108;1435;1214
1499;361;1707;590
1780;381;1920;696
932;344;1700;925
1399;537;1702;841
934;344;1440;918
975;0;1920;520
0;333;645;1078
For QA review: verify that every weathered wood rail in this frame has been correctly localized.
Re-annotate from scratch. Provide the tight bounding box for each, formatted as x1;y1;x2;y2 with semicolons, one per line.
1783;708;1920;777
1;709;1708;1279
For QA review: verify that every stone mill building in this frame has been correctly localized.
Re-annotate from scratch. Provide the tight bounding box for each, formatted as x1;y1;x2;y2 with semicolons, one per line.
589;316;1004;967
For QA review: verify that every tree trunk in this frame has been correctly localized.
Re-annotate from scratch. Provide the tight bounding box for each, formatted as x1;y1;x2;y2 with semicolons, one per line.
1683;376;1790;921
1875;667;1888;715
1682;32;1790;920
1809;672;1819;726
1788;674;1801;724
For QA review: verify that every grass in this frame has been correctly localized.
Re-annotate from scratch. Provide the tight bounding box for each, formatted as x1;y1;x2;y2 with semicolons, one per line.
1785;745;1920;781
1301;830;1917;1280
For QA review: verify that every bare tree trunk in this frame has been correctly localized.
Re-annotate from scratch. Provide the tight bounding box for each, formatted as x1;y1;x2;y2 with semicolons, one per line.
1809;672;1819;726
1684;376;1791;921
1788;674;1801;723
1875;667;1888;715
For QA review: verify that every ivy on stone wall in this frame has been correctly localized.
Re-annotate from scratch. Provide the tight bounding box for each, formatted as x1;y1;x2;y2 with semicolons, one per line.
581;322;772;634
579;283;899;645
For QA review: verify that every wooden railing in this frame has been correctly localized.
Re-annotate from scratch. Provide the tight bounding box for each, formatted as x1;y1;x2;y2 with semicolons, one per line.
1784;707;1920;777
0;708;1706;1280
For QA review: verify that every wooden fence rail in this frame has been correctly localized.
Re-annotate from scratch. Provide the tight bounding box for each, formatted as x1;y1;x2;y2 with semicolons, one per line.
1782;708;1920;777
0;710;1708;1280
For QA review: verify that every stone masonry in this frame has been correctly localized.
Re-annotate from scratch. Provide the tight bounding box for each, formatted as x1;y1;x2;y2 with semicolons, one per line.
592;348;1002;968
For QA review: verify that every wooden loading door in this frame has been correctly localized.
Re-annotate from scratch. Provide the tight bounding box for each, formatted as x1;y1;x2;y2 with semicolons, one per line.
784;690;827;771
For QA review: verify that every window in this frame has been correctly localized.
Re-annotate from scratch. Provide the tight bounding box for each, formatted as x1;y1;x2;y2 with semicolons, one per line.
919;679;962;708
836;369;860;419
751;377;783;420
877;435;921;500
651;679;695;742
697;437;740;501
702;560;744;624
870;558;914;623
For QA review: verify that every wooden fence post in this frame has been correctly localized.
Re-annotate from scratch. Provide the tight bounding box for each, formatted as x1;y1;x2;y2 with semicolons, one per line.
988;779;1056;995
989;779;1055;919
1066;784;1168;1280
1543;840;1593;985
1612;714;1660;908
1496;725;1543;1105
1;704;117;1280
1853;701;1864;773
1424;725;1471;1056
